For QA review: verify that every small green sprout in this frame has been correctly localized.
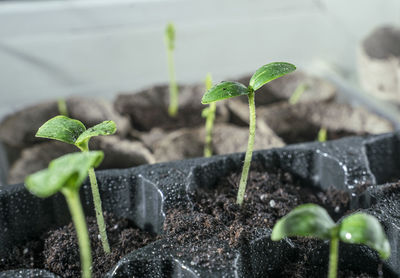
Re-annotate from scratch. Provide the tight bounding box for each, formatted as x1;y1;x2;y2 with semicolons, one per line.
271;204;390;278
165;22;179;117
36;115;116;254
202;73;216;157
289;82;308;105
201;62;296;205
318;127;328;142
57;98;69;117
25;151;104;278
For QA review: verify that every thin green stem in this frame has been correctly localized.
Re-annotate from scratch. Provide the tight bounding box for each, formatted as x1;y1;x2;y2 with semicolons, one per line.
236;89;256;205
328;237;339;278
62;189;92;278
204;102;216;157
289;82;308;105
167;47;178;117
57;98;69;117
79;142;110;254
88;167;110;254
318;127;327;142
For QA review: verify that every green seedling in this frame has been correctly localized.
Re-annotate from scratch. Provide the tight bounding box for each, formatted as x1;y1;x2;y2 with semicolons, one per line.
201;62;296;205
202;73;216;157
289;82;308;105
165;22;179;117
57;98;69;117
318;127;327;142
25;151;104;278
271;203;390;278
36;115;116;254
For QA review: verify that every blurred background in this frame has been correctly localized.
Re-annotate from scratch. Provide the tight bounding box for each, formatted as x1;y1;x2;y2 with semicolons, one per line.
0;0;399;120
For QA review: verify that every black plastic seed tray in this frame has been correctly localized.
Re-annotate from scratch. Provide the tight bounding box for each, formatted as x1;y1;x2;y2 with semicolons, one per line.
1;132;400;277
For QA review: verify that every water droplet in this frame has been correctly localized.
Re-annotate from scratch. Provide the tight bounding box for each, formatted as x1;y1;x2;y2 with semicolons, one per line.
334;206;340;213
269;200;276;207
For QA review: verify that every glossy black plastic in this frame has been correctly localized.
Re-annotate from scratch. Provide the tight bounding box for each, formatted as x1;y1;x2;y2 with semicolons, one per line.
1;132;400;277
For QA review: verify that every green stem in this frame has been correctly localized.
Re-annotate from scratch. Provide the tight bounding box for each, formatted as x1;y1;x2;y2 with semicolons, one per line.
328;237;339;278
78;142;110;254
88;167;110;254
289;82;307;105
204;102;216;157
318;127;328;142
236;89;256;205
167;47;178;117
57;98;69;117
62;189;92;278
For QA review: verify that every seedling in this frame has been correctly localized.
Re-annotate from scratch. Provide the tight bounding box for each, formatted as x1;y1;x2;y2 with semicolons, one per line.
57;98;69;117
289;82;308;105
202;73;216;157
271;203;390;278
165;22;179;117
25;151;104;278
201;62;296;205
36;115;116;254
318;127;327;142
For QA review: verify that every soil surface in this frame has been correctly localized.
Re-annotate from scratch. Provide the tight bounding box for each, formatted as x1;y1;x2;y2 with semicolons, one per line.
278;238;382;278
0;213;156;278
114;84;229;132
164;166;377;278
363;26;400;59
162;167;356;276
257;101;392;145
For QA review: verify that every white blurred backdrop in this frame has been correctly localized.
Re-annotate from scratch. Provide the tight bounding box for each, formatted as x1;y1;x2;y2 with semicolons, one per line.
0;0;399;119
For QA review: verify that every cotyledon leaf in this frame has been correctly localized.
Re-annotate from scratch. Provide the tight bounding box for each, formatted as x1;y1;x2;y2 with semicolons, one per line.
75;120;117;148
271;204;335;241
25;151;104;198
201;81;249;104
36;116;117;151
249;62;296;91
25;169;78;198
339;213;390;259
36;115;86;145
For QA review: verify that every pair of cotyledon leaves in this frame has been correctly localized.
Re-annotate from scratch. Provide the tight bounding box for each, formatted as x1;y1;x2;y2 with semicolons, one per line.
201;62;296;104
271;204;390;260
35;116;116;151
25;116;117;198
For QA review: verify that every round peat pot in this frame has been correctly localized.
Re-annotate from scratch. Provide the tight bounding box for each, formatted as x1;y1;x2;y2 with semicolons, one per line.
1;133;400;277
358;26;400;103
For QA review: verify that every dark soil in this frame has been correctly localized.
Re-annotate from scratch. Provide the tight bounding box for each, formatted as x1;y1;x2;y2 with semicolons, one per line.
0;237;44;271
278;238;382;278
114;85;209;132
363;26;400;59
0;213;156;278
162;168;354;275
